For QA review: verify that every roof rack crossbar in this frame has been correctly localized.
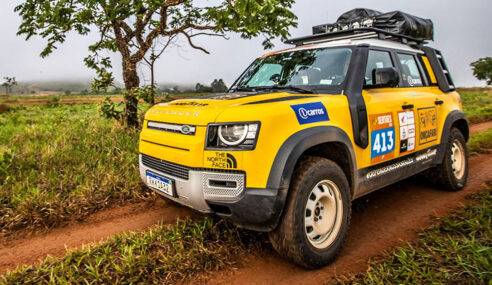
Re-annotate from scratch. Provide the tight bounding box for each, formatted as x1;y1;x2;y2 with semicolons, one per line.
285;27;426;46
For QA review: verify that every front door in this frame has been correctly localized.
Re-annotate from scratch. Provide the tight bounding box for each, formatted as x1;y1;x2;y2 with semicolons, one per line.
361;49;419;169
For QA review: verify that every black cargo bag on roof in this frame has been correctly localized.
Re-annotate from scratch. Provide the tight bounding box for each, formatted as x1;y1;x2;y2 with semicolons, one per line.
337;8;382;22
373;11;434;40
313;8;434;41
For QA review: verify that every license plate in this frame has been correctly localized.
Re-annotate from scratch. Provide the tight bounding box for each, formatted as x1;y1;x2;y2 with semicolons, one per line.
146;172;174;197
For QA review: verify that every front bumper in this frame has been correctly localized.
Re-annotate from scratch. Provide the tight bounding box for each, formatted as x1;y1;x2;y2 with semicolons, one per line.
139;154;285;231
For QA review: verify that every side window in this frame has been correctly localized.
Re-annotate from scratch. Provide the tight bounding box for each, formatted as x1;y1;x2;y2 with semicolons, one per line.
397;53;424;87
365;50;394;86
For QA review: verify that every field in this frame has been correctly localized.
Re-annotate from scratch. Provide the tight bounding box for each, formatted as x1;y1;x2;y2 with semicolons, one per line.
0;103;152;233
458;87;492;123
0;88;491;283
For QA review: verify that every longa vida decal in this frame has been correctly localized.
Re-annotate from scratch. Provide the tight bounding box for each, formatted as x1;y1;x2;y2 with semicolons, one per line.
370;112;395;164
398;110;416;154
205;152;237;169
418;107;438;144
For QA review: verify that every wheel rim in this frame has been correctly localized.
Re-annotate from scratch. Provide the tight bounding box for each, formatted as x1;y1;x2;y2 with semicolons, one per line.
304;180;343;249
451;139;466;180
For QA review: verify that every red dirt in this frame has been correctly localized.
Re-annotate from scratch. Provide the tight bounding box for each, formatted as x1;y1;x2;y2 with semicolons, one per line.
470;120;492;135
0;199;197;274
202;154;492;285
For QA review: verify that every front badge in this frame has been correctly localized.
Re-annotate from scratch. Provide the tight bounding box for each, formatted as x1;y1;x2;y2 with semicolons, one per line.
291;102;330;125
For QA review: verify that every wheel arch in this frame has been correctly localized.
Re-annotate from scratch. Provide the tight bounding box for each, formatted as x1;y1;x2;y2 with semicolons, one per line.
436;110;469;164
266;126;357;197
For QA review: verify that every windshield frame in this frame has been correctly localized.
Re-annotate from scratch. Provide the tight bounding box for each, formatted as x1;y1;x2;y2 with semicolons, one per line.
229;46;354;95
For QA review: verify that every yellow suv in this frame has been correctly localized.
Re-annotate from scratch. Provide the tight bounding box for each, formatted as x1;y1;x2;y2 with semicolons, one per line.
139;20;468;268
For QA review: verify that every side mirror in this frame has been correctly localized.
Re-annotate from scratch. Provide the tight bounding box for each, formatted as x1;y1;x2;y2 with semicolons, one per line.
372;67;399;88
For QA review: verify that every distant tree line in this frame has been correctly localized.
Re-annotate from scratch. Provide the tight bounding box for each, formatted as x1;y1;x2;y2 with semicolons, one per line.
195;79;228;93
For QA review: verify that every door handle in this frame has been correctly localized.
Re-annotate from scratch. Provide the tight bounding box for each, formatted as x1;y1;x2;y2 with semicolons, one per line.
435;100;444;105
402;104;414;110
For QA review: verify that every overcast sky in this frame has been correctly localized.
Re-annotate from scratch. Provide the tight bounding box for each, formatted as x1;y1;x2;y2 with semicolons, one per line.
1;0;491;87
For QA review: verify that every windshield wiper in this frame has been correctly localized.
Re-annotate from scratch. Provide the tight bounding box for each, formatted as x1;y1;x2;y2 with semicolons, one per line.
231;86;256;92
255;85;316;94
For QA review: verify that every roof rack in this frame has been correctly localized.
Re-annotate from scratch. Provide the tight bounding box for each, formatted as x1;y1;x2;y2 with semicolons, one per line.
284;27;427;47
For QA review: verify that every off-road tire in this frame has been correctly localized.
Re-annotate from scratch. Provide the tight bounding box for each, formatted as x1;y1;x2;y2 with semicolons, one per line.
268;156;351;269
424;128;468;191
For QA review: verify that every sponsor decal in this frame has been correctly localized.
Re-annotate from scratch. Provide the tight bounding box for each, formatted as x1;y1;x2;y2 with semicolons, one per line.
416;148;437;162
365;147;438;180
398;110;416;153
366;157;414;179
205;152;237;169
170;101;208;107
290;102;329;125
370;112;395;163
418;107;438;144
151;109;200;116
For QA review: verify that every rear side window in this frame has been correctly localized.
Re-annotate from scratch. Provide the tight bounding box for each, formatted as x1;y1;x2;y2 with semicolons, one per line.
365;50;394;86
397;53;424;87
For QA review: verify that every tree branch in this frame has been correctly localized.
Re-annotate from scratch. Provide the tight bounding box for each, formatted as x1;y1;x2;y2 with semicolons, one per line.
181;31;210;54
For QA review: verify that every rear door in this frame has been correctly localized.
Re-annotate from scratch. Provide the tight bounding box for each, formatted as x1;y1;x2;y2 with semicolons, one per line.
395;52;441;154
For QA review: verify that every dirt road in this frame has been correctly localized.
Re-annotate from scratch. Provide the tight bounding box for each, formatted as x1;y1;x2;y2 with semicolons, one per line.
0;200;196;274
470;120;492;134
204;153;492;284
0;124;491;277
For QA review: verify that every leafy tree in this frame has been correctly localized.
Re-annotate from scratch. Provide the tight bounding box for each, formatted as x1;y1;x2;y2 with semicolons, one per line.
1;77;18;96
471;57;492;85
15;0;297;128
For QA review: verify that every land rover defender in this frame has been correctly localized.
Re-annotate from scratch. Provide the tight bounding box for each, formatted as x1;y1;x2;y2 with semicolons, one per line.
139;9;469;268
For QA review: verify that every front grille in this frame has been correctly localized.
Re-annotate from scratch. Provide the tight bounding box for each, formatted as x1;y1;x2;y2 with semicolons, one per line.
147;121;196;135
141;154;190;180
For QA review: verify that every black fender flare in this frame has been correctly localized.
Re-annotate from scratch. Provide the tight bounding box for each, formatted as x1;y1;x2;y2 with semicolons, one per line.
266;126;357;192
435;110;469;164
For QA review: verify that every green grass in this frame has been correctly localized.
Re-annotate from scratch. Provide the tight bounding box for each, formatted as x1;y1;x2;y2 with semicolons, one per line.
459;88;492;123
1;218;262;284
341;184;492;284
468;128;492;155
0;93;208;104
0;103;153;234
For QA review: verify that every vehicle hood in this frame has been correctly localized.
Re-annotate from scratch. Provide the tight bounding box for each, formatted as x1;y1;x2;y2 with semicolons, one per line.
144;92;322;125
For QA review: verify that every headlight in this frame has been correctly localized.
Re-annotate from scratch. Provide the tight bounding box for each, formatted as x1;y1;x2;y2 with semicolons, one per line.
206;122;260;150
218;124;248;146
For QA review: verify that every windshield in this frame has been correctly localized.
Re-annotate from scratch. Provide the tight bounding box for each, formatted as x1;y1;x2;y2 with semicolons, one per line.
232;47;353;91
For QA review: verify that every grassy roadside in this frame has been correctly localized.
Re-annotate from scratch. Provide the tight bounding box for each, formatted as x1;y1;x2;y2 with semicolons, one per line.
468;128;492;155
459;88;492;124
0;104;153;234
339;184;492;284
1;218;263;284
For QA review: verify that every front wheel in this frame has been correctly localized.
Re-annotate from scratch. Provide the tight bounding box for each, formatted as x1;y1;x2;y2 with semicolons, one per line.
268;156;351;269
425;128;468;191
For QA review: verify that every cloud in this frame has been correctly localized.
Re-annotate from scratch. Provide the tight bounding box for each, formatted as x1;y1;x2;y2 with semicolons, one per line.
0;0;490;87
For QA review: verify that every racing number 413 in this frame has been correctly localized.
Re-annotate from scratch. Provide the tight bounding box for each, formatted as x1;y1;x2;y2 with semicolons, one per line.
372;128;394;156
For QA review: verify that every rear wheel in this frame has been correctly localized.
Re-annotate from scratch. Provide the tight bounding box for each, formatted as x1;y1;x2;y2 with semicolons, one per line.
268;156;351;269
425;128;468;191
